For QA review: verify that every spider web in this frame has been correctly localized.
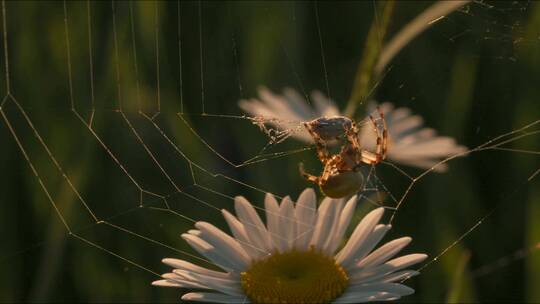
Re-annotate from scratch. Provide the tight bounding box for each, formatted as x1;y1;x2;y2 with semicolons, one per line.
0;1;539;302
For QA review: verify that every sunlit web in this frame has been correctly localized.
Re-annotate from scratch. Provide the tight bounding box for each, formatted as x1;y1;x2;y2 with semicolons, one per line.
0;0;539;302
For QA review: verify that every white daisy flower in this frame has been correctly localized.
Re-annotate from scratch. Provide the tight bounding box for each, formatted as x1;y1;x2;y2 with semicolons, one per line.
239;87;467;172
153;188;427;303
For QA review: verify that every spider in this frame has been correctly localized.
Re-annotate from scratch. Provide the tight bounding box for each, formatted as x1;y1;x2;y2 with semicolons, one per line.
299;108;388;198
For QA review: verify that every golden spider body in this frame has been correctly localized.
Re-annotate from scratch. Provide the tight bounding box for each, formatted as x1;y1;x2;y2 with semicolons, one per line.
315;154;365;199
300;112;388;199
304;116;353;141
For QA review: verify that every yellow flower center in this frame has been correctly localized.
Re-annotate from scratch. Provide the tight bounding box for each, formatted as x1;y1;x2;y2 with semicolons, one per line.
240;248;349;304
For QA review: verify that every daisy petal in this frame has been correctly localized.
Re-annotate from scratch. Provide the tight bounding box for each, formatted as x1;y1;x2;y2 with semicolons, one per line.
350;254;427;284
187;272;243;296
181;292;249;303
162;258;229;279
394;137;466;157
386;253;428;269
259;87;308;122
380;270;420;283
335;208;385;267
221;209;263;259
348;282;415;296
391;157;449;172
321;199;346;254
294;188;317;250
357;237;412;269
283;87;316;118
324;195;358;254
279;196;297;252
188;229;202;236
310;197;342;251
151;279;182;288
311;90;340;117
234;196;272;253
345;224;392;268
172;269;203;284
181;233;238;272
195;222;251;270
239;99;279;124
264;193;283;252
334;291;400;303
391;114;424;137
350;269;419;285
161;272;208;289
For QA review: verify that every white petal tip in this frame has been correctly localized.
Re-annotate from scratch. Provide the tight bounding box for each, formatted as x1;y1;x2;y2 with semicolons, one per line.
194;221;209;230
415;253;428;262
221;209;233;217
181;293;199;301
302;187;315;195
152;279;179;288
392;237;413;249
162;272;177;279
188;229;202;236
234;196;249;208
369;208;385;222
373;207;385;215
397;285;415;296
182;292;220;302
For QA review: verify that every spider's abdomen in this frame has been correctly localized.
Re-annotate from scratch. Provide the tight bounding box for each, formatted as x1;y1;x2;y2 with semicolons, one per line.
305;116;353;141
320;171;364;199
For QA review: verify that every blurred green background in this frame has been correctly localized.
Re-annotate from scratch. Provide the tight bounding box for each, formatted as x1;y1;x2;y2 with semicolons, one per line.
0;0;539;302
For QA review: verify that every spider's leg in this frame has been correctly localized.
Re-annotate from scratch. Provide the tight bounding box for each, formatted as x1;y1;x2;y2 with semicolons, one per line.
378;106;388;160
319;162;334;186
345;122;363;164
299;162;319;184
360;106;388;165
304;122;330;163
369;113;382;157
360;150;381;165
